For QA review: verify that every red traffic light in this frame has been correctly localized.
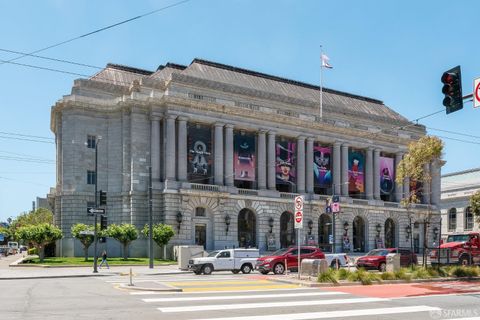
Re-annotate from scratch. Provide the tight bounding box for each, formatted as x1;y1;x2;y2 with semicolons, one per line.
440;65;463;114
441;72;457;84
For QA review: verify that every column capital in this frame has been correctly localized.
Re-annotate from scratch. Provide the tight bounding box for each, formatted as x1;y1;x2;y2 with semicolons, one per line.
334;141;342;147
307;137;315;143
396;151;405;157
165;114;177;120
151;115;162;121
374;148;381;155
225;123;234;129
268;130;276;136
214;122;225;128
341;143;349;149
367;146;375;152
177;116;189;122
297;135;306;141
258;129;268;135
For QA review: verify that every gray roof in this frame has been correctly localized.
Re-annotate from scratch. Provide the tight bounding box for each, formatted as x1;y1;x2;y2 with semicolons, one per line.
442;168;480;191
90;59;409;123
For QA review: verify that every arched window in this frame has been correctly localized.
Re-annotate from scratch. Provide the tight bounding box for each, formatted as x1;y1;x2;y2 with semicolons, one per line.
238;209;256;248
465;207;474;231
280;212;295;248
318;214;332;252
448;208;457;232
353;216;366;252
384;218;395;248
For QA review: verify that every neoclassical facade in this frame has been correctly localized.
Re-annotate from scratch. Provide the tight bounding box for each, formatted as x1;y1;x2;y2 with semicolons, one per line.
441;168;480;237
50;59;441;257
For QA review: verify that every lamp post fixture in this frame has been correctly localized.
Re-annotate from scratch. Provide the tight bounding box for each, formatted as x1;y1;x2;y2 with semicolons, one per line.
225;214;231;234
405;225;412;240
343;221;349;233
308;220;313;235
376;223;382;237
268;217;274;233
433;227;439;240
176;212;183;232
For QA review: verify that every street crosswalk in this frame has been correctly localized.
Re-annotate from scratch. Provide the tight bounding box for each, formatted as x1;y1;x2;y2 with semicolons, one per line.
126;286;442;320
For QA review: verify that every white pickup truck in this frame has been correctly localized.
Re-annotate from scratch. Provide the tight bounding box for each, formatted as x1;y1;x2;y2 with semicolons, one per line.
188;248;260;275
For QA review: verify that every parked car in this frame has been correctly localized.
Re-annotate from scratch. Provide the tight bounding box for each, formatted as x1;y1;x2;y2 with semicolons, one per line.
0;247;10;257
355;248;417;272
430;232;480;266
188;248;259;275
256;246;325;275
19;245;28;253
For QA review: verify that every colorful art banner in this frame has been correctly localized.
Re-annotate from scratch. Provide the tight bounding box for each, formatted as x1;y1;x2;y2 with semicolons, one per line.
234;133;256;181
187;126;212;182
348;150;365;193
275;140;296;187
380;156;394;195
313;144;332;188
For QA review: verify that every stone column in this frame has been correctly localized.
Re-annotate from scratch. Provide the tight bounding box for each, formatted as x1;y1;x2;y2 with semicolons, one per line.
394;152;404;202
373;149;381;200
165;114;176;181
267;131;276;190
306;137;314;193
224;124;234;187
423;163;431;204
333;142;341;195
341;144;349;196
258;130;267;190
296;136;306;194
150;117;161;180
214;123;224;185
430;160;442;206
177;116;188;182
365;148;374;200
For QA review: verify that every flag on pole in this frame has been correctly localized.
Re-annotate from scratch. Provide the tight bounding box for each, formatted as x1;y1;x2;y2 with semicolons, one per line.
321;54;332;69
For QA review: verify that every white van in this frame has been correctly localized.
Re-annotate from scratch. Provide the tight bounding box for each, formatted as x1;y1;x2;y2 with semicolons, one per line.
188;248;260;275
8;242;18;254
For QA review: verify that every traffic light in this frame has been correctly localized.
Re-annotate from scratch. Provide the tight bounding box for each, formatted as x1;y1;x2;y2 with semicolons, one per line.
100;215;108;230
99;190;107;206
441;65;463;114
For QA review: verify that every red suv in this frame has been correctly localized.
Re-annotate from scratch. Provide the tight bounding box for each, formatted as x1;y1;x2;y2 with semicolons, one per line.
256;246;325;275
355;248;417;272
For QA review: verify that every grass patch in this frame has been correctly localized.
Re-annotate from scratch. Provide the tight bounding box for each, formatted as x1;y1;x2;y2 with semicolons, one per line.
317;268;338;284
380;272;396;280
412;268;431;279
21;257;176;266
394;268;412;281
336;268;352;280
451;266;479;278
347;269;381;285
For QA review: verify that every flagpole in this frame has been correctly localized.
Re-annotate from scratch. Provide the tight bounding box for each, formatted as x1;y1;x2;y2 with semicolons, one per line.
320;46;323;120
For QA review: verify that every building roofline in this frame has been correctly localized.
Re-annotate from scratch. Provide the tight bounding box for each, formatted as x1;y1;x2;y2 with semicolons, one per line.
190;58;385;105
442;167;480;178
157;62;187;71
105;63;153;75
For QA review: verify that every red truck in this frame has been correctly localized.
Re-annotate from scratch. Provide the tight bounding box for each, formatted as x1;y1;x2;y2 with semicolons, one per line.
430;232;480;266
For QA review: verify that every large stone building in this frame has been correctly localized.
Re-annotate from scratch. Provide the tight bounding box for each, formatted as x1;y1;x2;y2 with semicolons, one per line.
50;59;441;257
441;168;480;237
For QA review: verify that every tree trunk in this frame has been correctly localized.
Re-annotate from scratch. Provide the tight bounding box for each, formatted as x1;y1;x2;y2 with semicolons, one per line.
38;246;45;262
84;246;89;262
123;243;128;260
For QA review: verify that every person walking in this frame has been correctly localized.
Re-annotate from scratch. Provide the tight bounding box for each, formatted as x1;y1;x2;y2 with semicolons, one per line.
99;250;109;269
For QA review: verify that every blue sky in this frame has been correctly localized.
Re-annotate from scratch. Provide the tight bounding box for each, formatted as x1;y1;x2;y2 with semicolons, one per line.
1;0;479;222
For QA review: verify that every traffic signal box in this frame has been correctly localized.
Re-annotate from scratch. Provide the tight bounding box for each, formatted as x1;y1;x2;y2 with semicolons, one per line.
441;65;463;114
99;190;107;206
100;215;108;230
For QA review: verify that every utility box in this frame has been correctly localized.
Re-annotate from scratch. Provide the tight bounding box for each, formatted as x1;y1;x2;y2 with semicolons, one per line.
386;253;400;272
300;259;329;277
175;245;206;270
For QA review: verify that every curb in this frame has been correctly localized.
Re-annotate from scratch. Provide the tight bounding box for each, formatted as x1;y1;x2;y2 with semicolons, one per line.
0;270;190;280
119;283;183;292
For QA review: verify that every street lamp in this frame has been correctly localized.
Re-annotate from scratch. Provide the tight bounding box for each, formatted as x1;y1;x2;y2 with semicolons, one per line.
433;227;439;240
343;221;349;232
376;223;382;237
405;225;412;240
176;212;183;232
308;220;313;235
225;214;231;234
268;217;274;233
93;136;102;274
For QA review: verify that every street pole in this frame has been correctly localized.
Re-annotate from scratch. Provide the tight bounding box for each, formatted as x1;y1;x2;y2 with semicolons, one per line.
148;166;153;269
93;139;99;273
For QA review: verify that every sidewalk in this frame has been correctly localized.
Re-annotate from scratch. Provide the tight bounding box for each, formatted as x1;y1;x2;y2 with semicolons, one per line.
0;253;189;280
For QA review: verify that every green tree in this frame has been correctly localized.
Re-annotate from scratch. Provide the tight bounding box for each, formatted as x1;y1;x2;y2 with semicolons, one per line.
142;223;175;254
106;224;138;260
396;135;443;267
470;191;480;222
71;223;95;261
15;223;63;262
10;208;54;239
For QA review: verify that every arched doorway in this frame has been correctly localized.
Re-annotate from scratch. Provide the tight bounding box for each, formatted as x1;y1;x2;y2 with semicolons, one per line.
280;211;295;248
318;214;332;252
384;218;395;248
238;208;256;248
353;216;366;252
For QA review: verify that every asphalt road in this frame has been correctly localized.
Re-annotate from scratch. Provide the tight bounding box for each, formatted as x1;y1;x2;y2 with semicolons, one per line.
3;271;480;319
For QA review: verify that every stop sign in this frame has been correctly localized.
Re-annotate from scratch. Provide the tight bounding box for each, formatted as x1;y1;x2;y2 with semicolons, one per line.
295;211;303;224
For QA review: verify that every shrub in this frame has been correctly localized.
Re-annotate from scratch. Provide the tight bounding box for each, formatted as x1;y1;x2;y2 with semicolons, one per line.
380;272;396;280
425;267;440;278
348;269;381;285
451;266;479;278
394;268;412;281
436;267;450;277
337;268;352;280
412;268;431;279
317;269;338;284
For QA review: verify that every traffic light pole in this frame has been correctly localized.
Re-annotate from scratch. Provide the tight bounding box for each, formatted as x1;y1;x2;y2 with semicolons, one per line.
93;140;99;274
148;166;153;269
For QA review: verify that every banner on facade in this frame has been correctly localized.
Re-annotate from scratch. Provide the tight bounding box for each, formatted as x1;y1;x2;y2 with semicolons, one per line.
380;156;394;195
234;133;256;181
187;125;212;182
275;140;296;188
348;149;365;193
313;143;332;188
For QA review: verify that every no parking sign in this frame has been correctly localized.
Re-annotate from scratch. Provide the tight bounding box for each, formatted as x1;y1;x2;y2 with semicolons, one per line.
294;196;303;229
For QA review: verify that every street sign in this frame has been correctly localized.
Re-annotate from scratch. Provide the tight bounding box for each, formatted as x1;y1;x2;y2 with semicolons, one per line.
329;234;333;244
474;78;480;108
87;208;105;214
294;196;304;211
332;202;340;213
294;211;303;229
79;230;95;236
